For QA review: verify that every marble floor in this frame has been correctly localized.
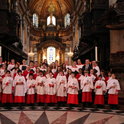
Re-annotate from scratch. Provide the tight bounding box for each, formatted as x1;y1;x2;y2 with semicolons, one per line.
0;106;124;124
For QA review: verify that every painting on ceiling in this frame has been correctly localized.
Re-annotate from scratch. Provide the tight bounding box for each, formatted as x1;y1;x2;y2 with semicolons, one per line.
44;1;59;17
34;0;45;14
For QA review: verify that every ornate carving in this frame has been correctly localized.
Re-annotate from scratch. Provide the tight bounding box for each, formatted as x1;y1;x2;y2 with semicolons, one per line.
109;52;124;72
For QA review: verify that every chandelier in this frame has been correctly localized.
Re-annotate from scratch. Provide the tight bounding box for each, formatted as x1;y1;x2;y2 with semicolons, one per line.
67;47;73;57
28;48;35;57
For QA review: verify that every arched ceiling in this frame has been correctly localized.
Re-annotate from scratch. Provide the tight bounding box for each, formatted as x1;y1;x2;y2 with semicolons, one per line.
29;0;74;18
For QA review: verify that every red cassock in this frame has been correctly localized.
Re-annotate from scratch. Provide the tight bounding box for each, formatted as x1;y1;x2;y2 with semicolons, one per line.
94;95;104;105
67;78;79;105
108;94;118;105
94;80;106;105
26;79;36;104
81;76;93;103
107;78;121;105
82;92;92;102
67;94;79;105
54;72;58;78
2;76;13;103
22;70;29;80
45;78;57;103
33;73;39;80
56;75;67;102
36;76;47;103
76;74;82;82
13;73;17;79
13;75;26;103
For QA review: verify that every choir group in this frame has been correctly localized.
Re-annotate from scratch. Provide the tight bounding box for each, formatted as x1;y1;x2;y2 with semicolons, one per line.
0;57;121;110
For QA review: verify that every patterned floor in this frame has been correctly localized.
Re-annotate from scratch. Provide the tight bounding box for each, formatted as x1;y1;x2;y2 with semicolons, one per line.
0;106;124;124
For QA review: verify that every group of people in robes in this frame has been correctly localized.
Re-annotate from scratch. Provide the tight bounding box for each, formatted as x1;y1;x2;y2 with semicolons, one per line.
0;56;121;109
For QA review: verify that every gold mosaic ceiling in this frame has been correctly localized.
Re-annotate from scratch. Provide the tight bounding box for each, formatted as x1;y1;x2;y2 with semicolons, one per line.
29;0;74;18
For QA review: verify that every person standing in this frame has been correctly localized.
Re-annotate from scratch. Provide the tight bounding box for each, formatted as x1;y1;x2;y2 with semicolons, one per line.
27;73;36;109
81;70;93;108
2;71;13;109
92;61;100;76
46;72;57;104
76;59;83;69
56;70;67;105
36;70;47;105
13;70;26;109
94;75;106;108
19;59;27;72
107;74;121;109
82;59;92;74
67;72;79;107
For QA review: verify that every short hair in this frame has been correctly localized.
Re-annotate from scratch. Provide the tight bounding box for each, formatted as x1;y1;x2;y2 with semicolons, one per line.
18;70;22;74
6;70;10;73
98;75;102;78
101;69;105;72
42;63;45;65
85;59;90;61
29;73;33;77
30;61;34;63
49;72;53;75
71;72;75;75
39;70;43;73
59;69;63;72
78;68;82;71
111;73;115;76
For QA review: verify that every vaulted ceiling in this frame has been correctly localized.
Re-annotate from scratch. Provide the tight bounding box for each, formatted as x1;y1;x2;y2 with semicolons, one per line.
29;0;74;18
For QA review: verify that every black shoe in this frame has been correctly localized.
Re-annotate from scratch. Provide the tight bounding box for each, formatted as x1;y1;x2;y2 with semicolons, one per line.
31;106;35;110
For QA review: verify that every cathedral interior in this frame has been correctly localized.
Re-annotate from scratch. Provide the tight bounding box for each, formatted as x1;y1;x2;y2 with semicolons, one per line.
0;0;124;123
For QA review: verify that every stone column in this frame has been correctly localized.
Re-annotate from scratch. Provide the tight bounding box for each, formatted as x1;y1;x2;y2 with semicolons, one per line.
110;30;124;53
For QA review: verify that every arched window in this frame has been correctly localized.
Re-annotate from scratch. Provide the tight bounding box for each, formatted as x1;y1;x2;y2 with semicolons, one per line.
64;13;70;28
47;47;56;65
33;13;38;28
47;16;56;26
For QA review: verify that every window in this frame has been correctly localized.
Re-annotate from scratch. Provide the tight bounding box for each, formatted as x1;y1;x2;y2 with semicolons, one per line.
33;13;38;28
47;16;56;26
47;47;56;65
64;13;70;28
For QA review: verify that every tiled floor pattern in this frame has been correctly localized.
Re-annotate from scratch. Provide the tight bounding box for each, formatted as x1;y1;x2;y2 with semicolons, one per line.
0;106;124;124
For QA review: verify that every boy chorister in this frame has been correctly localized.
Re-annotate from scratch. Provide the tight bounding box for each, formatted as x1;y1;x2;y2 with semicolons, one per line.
56;70;67;103
81;70;93;106
89;69;96;83
14;70;26;106
2;71;13;109
67;72;79;105
107;74;121;108
26;73;36;108
46;72;57;104
36;70;47;104
94;75;106;106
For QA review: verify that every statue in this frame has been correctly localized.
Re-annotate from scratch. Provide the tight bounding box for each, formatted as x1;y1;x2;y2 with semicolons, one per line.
50;13;53;24
42;24;46;30
57;24;60;30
